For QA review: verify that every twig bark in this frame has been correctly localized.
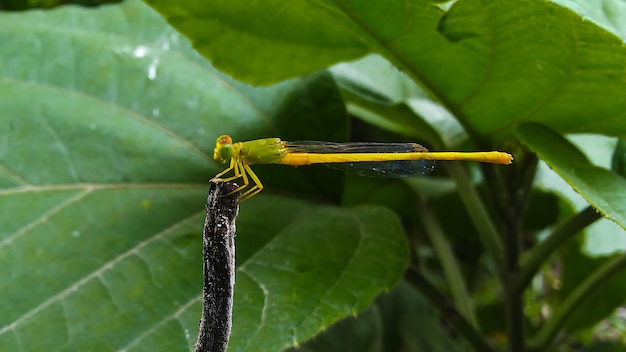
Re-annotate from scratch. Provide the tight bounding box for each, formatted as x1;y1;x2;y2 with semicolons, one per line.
194;180;240;352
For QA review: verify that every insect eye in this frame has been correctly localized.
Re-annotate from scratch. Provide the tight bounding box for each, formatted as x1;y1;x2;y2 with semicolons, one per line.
219;135;233;144
218;145;235;161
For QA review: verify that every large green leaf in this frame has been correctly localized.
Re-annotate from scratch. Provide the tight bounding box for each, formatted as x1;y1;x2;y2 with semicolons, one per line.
0;2;409;351
231;201;409;351
143;0;626;138
516;123;626;231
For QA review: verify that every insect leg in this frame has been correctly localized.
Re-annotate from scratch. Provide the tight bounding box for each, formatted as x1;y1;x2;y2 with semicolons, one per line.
239;164;263;200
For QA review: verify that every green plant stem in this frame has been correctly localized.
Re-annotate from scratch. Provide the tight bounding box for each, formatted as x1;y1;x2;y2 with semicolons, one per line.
528;253;626;351
416;199;478;328
405;268;493;352
445;163;503;264
504;283;524;352
489;150;537;352
515;206;600;293
503;212;524;352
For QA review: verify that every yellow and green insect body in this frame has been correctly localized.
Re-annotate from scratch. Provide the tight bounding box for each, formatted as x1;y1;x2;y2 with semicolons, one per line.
212;135;513;201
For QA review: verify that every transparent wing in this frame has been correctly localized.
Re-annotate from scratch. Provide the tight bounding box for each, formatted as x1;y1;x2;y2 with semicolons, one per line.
284;141;436;177
324;160;435;177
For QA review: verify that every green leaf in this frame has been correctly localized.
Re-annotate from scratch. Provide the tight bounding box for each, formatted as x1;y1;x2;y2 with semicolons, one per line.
0;2;409;351
516;123;626;231
611;139;626;177
330;54;427;104
287;281;466;352
522;189;571;233
143;0;626;138
551;0;626;39
284;302;383;352
528;234;626;350
376;281;465;352
338;88;446;148
0;0;349;200
230;202;409;351
559;239;626;333
331;55;470;149
140;0;370;85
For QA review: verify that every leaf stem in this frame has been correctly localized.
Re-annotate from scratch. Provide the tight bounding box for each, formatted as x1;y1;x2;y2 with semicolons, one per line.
504;282;524;352
528;253;626;351
486;149;537;352
405;268;493;352
444;163;503;264
502;208;524;352
416;198;478;327
515;206;600;293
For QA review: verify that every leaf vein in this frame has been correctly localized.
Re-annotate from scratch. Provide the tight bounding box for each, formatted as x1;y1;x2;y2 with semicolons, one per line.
0;211;202;336
0;189;93;250
0;77;212;163
119;294;201;351
0;162;31;186
0;183;206;196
